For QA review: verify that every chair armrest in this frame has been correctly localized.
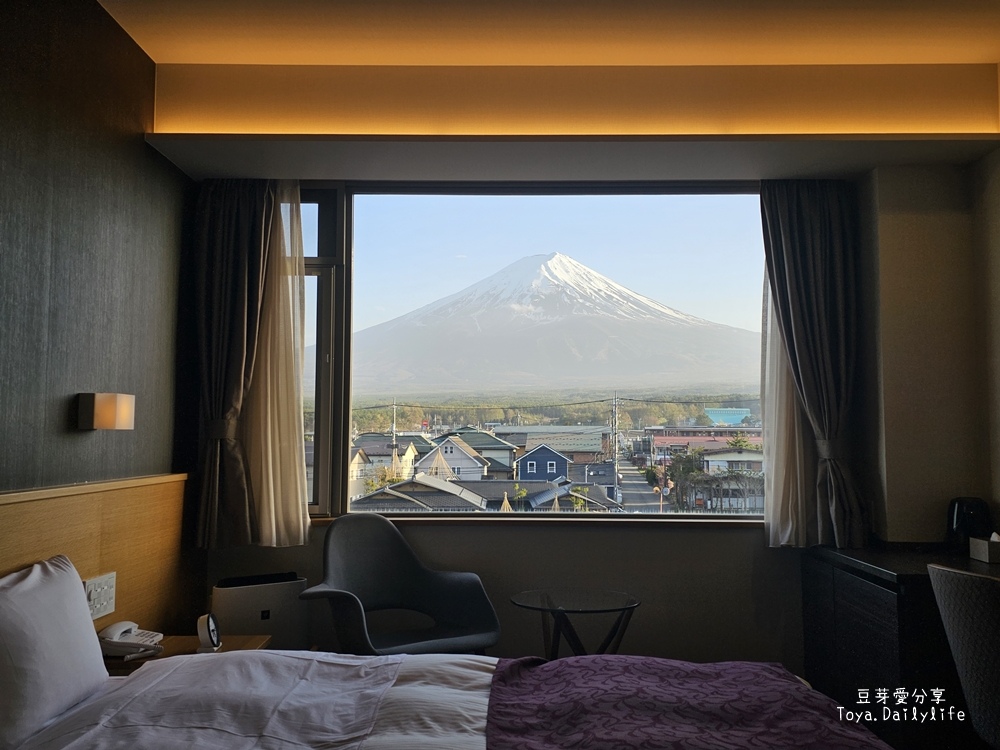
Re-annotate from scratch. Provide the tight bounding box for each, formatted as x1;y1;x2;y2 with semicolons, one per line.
300;582;345;600
299;584;378;655
421;570;501;632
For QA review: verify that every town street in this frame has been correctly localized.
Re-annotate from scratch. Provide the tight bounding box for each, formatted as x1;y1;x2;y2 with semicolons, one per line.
618;460;663;513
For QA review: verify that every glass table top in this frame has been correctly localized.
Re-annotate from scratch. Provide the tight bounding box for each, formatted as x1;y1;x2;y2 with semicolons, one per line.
510;587;640;614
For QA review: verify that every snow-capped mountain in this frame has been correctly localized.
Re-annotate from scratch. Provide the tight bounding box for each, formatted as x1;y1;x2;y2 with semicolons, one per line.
351;252;760;395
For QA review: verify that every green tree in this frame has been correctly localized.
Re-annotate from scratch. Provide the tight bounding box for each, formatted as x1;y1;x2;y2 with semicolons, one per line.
570;485;590;512
511;482;528;512
666;448;706;511
364;466;402;494
721;469;765;512
726;432;754;450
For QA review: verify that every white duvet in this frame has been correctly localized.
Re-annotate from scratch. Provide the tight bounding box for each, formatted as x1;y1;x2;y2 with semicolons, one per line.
19;651;497;750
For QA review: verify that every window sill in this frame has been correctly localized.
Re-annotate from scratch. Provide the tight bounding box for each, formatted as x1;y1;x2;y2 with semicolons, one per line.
309;513;764;528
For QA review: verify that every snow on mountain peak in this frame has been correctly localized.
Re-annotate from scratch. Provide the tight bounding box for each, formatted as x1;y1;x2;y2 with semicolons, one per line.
415;251;707;326
353;252;760;394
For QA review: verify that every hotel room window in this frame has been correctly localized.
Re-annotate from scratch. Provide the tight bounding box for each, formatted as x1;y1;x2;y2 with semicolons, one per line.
304;187;765;517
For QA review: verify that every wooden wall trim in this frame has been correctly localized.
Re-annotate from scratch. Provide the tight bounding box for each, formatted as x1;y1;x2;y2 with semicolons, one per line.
0;473;202;634
0;473;188;507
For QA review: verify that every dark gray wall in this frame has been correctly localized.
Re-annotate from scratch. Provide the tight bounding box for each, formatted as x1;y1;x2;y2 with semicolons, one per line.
209;521;805;671
0;0;191;490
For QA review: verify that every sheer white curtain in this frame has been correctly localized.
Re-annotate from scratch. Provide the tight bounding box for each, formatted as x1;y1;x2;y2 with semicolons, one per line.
762;288;817;547
242;180;311;547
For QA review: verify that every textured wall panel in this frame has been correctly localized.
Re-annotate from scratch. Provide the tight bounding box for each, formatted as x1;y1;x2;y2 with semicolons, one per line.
0;0;192;490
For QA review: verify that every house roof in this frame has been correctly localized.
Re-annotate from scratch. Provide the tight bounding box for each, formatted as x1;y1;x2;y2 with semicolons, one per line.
435;429;517;452
356;442;418;459
451;479;557;505
352;473;490;512
701;448;765;459
418;437;489;467
351;489;484;513
653;436;762;452
516;444;573;464
483;457;515;474
525;433;604;454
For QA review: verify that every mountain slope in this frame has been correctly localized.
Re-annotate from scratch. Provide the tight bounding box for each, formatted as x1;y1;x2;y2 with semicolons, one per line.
352;252;760;395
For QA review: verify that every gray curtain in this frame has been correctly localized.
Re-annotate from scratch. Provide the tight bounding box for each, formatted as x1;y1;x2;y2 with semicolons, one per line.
193;179;275;549
760;180;867;548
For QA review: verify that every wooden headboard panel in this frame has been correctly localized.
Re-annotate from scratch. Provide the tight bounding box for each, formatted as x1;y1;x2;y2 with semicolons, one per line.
0;474;204;634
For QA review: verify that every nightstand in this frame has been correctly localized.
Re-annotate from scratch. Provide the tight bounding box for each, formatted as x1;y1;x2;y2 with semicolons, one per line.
104;634;272;676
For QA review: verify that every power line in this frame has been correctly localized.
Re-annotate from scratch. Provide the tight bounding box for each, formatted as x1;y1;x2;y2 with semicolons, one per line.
619;396;760;406
354;398;613;411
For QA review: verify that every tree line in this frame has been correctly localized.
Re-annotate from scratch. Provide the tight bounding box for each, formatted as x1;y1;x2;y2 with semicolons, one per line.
345;392;760;435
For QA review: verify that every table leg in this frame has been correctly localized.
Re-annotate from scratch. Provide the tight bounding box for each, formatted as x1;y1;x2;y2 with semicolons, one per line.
552;611;587;657
596;608;635;654
540;610;553;659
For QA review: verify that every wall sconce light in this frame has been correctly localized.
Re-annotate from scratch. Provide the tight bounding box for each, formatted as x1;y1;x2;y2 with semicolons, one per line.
78;393;135;430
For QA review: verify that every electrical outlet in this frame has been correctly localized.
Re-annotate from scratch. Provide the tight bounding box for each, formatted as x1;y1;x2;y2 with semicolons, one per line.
84;572;116;620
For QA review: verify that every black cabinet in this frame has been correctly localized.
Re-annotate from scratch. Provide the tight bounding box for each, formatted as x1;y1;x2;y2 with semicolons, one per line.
802;547;990;749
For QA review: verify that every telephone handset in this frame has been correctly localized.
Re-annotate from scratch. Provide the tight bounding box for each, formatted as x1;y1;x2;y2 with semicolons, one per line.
98;621;164;658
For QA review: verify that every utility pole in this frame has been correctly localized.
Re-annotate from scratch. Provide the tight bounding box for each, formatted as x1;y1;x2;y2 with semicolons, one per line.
390;397;398;449
611;392;620;507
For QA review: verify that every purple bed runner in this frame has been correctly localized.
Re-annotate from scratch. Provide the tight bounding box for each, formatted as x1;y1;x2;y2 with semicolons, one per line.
486;655;892;749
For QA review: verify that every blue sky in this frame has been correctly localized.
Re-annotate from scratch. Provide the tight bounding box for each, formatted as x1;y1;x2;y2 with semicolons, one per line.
304;193;765;337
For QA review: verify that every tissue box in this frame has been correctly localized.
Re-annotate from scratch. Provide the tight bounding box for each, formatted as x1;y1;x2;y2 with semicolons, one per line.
969;537;1000;564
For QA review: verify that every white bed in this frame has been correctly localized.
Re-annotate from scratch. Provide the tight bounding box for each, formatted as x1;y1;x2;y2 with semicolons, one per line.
1;556;894;750
21;651;495;750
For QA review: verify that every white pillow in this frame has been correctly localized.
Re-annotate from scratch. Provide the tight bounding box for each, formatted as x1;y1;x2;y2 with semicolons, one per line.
0;555;108;750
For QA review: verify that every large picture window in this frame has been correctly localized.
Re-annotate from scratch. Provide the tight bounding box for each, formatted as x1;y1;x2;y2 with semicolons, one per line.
303;185;765;517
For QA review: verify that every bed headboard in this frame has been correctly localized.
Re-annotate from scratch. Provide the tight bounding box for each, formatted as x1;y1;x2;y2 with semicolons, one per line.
0;474;203;634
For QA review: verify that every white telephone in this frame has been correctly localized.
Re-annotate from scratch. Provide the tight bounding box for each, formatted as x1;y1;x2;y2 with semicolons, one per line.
98;621;164;658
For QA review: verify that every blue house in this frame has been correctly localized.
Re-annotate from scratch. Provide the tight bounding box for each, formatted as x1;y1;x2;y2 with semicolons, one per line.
515;444;572;481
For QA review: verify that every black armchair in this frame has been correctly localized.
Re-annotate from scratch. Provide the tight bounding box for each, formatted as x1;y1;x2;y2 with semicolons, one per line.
927;564;1000;749
301;513;500;656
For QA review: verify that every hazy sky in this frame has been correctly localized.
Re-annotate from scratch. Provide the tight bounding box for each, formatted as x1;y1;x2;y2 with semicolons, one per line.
303;193;766;338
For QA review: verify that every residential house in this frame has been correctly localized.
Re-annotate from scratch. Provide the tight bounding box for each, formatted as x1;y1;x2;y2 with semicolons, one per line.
351;437;418;483
524;433;605;464
652;434;763;467
699;448;765;513
415;437;488;480
516;445;572;482
494;425;612;461
434;428;517;479
346;447;371;501
352;474;607;513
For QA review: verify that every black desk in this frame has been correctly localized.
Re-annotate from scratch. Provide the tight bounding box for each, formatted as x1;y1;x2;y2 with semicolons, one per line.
511;588;639;660
802;546;993;749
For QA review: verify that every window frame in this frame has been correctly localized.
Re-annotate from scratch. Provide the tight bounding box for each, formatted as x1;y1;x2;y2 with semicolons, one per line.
302;180;763;520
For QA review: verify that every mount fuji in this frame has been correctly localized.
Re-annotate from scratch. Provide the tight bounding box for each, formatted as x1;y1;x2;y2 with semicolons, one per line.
351;252;760;395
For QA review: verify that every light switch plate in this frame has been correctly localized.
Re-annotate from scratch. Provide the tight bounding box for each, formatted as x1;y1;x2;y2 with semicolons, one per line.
84;572;116;620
